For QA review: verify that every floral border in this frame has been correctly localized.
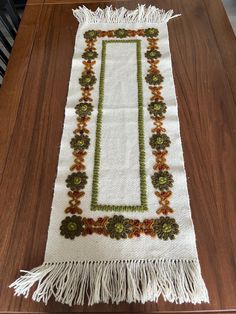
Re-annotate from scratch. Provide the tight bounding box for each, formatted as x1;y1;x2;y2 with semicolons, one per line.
60;28;179;241
144;33;174;215
60;214;179;240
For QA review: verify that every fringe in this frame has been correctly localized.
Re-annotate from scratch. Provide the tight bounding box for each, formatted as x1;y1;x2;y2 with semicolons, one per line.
72;5;181;25
10;259;209;306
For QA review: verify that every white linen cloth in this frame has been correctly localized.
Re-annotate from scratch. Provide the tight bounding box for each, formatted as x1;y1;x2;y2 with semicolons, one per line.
10;5;209;306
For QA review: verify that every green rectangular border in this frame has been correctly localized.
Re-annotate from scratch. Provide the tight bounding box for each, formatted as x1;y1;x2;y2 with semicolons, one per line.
91;40;148;212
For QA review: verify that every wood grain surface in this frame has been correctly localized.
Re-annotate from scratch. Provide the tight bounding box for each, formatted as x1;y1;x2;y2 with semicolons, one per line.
0;0;235;313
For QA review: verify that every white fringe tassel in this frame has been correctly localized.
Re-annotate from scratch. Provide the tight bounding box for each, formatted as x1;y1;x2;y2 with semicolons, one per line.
72;5;181;25
10;259;209;306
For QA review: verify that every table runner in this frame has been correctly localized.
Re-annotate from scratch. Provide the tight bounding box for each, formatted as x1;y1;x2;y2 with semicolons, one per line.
10;5;209;306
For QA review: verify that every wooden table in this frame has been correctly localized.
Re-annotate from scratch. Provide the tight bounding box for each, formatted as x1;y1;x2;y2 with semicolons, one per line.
0;0;236;313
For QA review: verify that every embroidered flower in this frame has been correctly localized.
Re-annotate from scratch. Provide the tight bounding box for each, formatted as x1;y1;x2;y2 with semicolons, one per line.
144;28;159;37
150;134;170;150
75;103;93;117
114;28;128;38
145;49;161;59
70;134;90;151
148;101;167;117
84;30;98;39
153;216;179;240
82;50;98;60
106;215;131;239
66;172;88;191
151;171;173;191
79;74;96;87
60;215;84;239
145;72;163;85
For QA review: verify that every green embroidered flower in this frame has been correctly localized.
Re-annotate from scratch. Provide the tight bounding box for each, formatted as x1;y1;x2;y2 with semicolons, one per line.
84;30;98;39
82;50;98;60
144;28;159;37
70;134;90;151
66;172;88;191
79;74;96;87
149;134;170;150
145;49;161;59
60;215;84;239
148;101;167;117
106;215;132;239
153;216;179;240
145;72;163;85
114;28;128;38
75;103;93;117
151;171;173;191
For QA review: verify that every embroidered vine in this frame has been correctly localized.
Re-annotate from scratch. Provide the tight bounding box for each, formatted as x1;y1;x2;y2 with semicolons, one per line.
64;36;98;215
91;39;148;213
61;28;179;240
145;34;175;216
60;215;179;240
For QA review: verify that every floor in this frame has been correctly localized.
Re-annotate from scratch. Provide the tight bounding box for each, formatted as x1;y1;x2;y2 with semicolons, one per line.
222;0;236;33
0;8;23;85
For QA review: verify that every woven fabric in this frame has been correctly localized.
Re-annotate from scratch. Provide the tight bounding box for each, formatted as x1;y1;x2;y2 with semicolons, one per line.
10;5;209;306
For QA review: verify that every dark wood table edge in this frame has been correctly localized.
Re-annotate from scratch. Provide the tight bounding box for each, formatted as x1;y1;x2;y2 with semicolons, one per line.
0;310;236;314
24;0;141;5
